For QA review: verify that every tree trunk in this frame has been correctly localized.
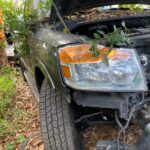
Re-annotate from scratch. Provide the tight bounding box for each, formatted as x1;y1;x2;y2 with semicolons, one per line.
0;48;8;68
0;10;8;69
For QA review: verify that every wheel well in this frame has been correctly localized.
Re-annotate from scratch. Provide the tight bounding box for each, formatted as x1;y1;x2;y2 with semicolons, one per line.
35;67;45;91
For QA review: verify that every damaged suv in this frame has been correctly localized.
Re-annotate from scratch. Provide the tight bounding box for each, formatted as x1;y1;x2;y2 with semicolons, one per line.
17;0;150;150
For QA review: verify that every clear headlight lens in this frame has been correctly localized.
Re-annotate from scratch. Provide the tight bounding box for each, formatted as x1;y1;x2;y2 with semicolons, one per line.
109;61;136;85
59;44;147;92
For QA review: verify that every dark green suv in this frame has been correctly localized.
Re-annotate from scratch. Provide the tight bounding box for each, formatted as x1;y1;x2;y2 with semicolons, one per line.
16;0;150;149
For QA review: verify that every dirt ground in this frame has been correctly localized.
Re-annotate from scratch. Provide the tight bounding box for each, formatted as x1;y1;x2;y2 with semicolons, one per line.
0;71;144;150
83;124;143;150
0;71;42;150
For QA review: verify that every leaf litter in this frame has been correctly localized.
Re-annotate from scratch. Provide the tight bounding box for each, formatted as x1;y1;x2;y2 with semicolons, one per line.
0;70;144;150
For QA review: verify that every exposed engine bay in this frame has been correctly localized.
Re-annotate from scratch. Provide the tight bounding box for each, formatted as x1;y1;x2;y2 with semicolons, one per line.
129;27;150;85
58;14;150;125
67;14;150;149
53;9;150;148
68;14;150;88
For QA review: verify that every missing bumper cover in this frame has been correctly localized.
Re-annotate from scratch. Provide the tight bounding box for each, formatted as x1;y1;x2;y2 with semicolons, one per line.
73;91;142;119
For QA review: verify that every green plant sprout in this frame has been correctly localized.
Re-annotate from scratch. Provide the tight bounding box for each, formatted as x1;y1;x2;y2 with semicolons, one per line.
90;22;131;65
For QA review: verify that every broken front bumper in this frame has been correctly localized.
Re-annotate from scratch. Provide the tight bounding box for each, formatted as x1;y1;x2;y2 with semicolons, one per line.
73;91;146;120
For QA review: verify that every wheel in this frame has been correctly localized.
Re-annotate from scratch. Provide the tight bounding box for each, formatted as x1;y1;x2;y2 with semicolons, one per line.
39;79;81;150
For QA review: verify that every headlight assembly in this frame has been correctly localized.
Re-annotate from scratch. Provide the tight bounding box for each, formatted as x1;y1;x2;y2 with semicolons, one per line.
59;44;147;92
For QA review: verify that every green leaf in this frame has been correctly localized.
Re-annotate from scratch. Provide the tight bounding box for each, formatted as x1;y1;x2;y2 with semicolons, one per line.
94;33;101;39
121;21;129;32
90;44;97;52
92;50;100;57
90;22;131;62
63;27;69;34
97;30;105;37
6;143;16;150
113;25;117;31
17;134;26;144
103;55;109;66
90;39;100;57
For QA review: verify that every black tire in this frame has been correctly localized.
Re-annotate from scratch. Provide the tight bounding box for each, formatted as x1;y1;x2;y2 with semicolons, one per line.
39;79;81;150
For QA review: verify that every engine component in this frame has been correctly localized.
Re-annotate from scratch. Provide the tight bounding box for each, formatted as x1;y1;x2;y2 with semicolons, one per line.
73;91;144;120
140;54;150;83
135;104;150;128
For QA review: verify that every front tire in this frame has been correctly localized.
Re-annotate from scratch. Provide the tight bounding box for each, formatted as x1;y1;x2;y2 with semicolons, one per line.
39;79;81;150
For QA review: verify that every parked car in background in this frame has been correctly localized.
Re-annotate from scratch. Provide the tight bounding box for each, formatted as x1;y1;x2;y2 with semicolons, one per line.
5;30;15;61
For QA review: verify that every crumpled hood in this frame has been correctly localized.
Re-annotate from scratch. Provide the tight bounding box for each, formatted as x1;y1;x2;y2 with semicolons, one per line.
55;0;150;14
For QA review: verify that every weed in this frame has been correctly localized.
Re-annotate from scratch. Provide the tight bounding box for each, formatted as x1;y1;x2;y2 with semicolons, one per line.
0;119;10;136
17;134;26;143
6;134;26;150
6;142;16;150
0;66;15;137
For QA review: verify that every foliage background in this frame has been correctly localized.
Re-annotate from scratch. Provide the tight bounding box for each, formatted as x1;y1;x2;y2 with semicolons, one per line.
0;10;5;48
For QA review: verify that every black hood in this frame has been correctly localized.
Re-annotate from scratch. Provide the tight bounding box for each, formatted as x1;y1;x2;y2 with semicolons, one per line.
55;0;150;14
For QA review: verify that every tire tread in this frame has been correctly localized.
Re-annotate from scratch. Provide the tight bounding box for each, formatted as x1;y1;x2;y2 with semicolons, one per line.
39;80;79;150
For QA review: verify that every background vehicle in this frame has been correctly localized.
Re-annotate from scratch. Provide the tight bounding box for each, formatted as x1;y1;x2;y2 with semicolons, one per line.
15;0;150;149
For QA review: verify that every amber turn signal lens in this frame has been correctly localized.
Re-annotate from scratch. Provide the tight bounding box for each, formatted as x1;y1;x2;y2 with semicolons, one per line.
61;65;71;78
59;44;118;64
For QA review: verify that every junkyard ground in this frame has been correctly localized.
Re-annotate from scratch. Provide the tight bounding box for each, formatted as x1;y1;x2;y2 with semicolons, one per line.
0;69;144;150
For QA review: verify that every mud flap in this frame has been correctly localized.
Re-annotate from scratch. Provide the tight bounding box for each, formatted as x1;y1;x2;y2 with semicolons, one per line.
97;123;150;150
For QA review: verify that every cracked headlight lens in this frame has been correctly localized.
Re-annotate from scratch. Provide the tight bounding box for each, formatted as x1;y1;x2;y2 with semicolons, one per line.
59;44;147;92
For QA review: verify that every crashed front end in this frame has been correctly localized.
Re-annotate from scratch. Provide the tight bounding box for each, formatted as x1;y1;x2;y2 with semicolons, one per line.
53;1;150;149
57;43;150;149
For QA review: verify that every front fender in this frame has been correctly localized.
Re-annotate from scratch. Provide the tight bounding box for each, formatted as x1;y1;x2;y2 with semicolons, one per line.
35;57;55;89
34;29;89;103
35;58;71;103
